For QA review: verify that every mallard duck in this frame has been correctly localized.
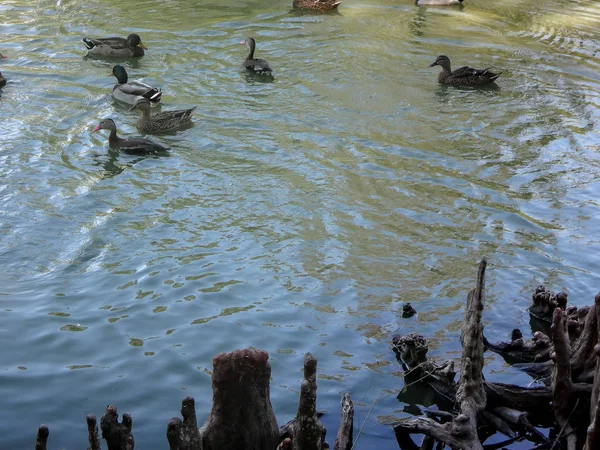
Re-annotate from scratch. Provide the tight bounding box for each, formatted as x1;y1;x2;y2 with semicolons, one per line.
111;65;161;106
240;38;272;75
416;0;463;5
131;98;196;134
428;55;500;86
0;72;6;87
82;34;147;58
93;118;168;153
293;0;342;10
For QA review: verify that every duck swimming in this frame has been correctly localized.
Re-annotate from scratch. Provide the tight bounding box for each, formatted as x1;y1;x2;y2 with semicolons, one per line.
131;98;196;134
93;118;168;154
428;55;500;86
293;0;342;10
111;65;162;106
82;34;147;58
240;38;272;75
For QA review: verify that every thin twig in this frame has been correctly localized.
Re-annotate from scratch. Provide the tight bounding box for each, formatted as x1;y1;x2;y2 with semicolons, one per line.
549;397;579;450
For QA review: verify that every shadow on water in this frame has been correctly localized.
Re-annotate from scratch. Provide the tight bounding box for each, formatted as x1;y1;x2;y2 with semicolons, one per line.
91;148;168;179
433;82;501;101
241;70;275;84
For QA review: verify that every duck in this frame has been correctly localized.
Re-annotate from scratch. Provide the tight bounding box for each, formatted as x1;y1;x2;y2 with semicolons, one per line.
0;53;6;59
93;118;168;153
131;98;196;134
416;0;463;5
111;65;162;106
428;55;500;86
0;72;6;87
293;0;342;10
240;38;272;75
81;34;147;58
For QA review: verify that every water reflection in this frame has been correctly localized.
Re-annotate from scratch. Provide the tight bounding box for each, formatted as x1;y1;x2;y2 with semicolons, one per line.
91;148;168;179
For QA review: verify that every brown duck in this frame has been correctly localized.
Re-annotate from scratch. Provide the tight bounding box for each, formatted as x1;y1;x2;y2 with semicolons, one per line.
293;0;342;10
131;99;196;134
93;118;168;154
429;55;501;86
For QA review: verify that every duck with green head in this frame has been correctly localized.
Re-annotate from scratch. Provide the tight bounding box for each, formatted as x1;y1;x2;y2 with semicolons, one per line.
429;55;501;86
131;99;196;134
82;33;147;58
111;65;162;106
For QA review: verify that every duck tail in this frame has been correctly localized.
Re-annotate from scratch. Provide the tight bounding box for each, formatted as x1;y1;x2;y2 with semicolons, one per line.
81;37;95;50
148;89;162;103
332;1;342;7
481;68;501;82
488;72;501;82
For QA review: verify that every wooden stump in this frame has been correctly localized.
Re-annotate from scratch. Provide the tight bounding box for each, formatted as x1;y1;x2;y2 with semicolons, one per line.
199;348;280;450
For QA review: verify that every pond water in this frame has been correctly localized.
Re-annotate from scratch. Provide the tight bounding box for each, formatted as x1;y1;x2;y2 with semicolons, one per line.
2;0;600;448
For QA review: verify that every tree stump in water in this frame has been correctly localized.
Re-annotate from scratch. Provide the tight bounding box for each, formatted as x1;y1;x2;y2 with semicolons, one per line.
35;425;48;450
31;348;354;450
199;348;280;450
100;405;134;450
86;414;101;450
166;396;202;450
333;393;353;450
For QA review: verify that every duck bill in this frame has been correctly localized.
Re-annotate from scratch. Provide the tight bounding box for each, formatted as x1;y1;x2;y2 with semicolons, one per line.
428;62;438;67
239;40;246;45
137;43;148;50
0;55;6;59
92;125;102;132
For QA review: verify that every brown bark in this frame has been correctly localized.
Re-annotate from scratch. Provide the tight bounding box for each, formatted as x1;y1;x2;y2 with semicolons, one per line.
551;308;577;450
485;329;552;363
529;286;567;322
571;295;600;383
585;376;600;450
583;294;600;450
166;396;202;450
333;393;353;450
87;414;101;450
100;405;134;450
199;348;280;450
292;353;327;450
35;425;48;450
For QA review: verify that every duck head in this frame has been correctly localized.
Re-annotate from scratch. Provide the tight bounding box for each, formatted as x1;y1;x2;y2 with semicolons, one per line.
111;65;128;83
93;118;117;133
429;55;451;69
127;34;147;50
240;37;256;51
